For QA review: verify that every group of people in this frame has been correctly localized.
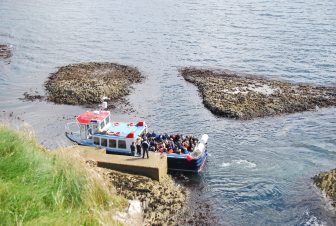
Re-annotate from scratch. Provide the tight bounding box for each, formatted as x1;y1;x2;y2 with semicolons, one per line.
130;132;199;159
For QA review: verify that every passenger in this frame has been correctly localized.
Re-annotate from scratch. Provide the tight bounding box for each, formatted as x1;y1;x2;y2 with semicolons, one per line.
157;133;163;142
177;141;183;150
158;147;164;156
168;148;174;154
149;140;156;152
142;138;149;159
188;136;193;151
169;138;175;149
182;147;189;155
163;133;169;140
190;144;195;152
151;131;157;138
136;137;142;156
174;134;180;143
130;142;136;156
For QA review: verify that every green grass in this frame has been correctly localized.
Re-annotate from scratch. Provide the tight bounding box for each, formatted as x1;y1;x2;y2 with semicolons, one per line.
0;126;127;225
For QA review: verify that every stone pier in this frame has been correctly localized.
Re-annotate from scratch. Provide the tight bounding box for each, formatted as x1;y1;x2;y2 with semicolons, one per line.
65;146;167;181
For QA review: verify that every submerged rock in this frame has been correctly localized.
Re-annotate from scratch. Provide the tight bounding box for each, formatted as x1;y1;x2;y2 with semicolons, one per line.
0;44;12;59
313;169;336;208
45;62;143;107
180;68;336;119
21;92;45;101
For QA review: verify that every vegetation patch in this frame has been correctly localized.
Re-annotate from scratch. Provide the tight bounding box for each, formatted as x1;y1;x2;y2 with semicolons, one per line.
313;169;336;208
180;68;336;119
0;126;127;225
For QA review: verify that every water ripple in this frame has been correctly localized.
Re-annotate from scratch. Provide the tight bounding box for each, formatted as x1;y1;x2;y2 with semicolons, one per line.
0;0;335;225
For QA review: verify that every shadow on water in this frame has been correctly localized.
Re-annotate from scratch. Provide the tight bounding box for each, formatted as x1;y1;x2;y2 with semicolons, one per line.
170;171;224;226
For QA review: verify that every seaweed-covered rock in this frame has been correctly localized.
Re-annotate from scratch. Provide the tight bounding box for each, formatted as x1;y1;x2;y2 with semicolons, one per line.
45;62;143;106
180;68;336;119
86;161;187;225
313;169;336;207
0;44;12;59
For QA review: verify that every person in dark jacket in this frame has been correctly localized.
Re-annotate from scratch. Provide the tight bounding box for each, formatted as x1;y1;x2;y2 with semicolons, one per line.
130;142;136;156
142;138;149;159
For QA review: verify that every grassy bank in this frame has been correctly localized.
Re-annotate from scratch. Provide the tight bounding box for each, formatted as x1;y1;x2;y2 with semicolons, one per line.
0;126;127;225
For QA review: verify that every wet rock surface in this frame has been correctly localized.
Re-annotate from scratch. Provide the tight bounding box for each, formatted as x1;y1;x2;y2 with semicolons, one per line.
0;44;12;59
21;92;45;101
45;62;143;107
86;160;187;226
181;68;336;119
313;169;336;208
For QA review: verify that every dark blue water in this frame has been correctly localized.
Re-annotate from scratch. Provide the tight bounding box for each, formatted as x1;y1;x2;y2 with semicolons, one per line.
0;0;335;225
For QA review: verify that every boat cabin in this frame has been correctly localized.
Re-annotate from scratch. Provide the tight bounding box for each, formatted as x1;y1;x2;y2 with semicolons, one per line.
75;111;147;154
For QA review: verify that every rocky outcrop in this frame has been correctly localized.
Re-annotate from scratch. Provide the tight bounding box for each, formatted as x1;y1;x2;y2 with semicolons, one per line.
0;44;12;59
180;68;336;119
86;160;187;225
313;169;336;207
45;62;143;107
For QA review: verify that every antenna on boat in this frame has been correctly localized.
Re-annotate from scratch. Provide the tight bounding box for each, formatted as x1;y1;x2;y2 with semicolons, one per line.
100;96;110;110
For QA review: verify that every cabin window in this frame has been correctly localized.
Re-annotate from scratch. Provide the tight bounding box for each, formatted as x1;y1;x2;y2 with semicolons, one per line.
92;124;98;133
86;125;92;133
80;124;85;133
109;139;116;148
101;138;107;147
118;140;126;149
80;125;86;139
105;116;110;125
93;137;100;145
101;121;105;129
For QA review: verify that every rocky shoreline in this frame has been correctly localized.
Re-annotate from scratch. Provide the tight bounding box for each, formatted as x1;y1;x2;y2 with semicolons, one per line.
44;62;143;107
85;160;187;225
313;169;336;208
0;44;12;59
181;68;336;119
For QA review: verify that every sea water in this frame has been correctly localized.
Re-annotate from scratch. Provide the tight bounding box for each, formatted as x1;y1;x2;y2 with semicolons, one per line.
0;0;335;225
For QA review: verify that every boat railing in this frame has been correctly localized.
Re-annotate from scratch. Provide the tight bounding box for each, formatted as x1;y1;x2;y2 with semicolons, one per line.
190;134;208;159
65;122;80;135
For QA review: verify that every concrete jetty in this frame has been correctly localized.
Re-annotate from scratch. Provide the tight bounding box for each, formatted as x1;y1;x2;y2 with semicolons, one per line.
65;146;167;181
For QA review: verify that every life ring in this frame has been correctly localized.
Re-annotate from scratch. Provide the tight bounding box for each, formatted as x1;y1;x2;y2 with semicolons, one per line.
128;122;134;126
113;122;120;126
107;131;120;136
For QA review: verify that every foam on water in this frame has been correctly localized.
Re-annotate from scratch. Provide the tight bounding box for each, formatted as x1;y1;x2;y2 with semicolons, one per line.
303;211;327;226
222;159;257;169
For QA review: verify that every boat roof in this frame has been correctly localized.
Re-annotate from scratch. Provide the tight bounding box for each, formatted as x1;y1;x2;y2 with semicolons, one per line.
96;121;146;139
77;111;110;125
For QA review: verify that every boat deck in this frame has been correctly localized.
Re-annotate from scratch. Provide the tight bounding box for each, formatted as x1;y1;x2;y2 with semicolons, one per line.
65;146;167;181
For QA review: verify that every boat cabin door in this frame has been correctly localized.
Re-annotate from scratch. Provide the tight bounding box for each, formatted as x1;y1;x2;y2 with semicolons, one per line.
91;122;99;134
79;124;92;139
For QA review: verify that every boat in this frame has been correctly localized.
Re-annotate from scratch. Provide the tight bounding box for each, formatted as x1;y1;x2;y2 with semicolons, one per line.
65;102;208;173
